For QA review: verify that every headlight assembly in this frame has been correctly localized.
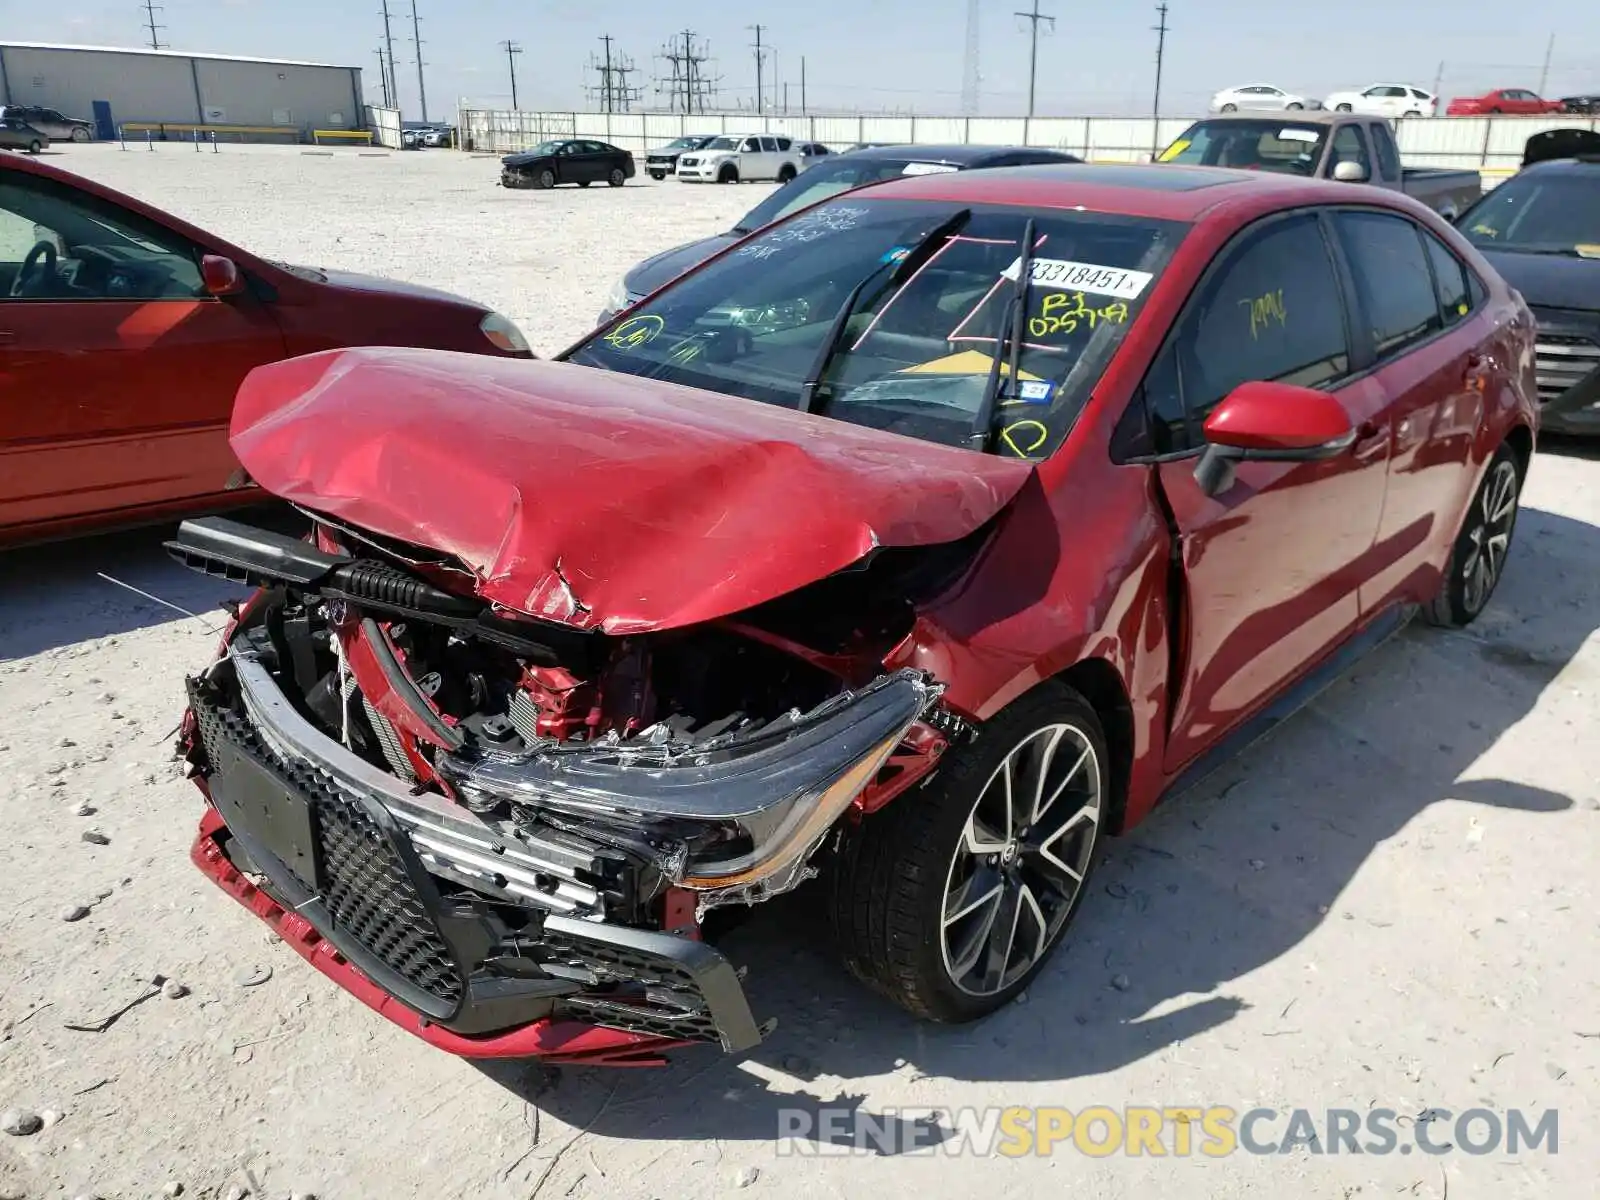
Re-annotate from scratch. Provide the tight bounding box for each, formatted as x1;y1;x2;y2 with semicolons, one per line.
479;311;532;355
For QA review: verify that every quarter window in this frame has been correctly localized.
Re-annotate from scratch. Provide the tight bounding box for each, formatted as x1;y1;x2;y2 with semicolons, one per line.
1421;229;1474;325
1143;212;1350;452
1332;211;1441;357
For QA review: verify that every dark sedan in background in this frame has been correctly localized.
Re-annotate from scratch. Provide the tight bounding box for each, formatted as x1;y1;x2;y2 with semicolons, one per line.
501;139;636;189
643;134;717;180
0;116;48;154
1457;132;1600;435
597;142;1083;324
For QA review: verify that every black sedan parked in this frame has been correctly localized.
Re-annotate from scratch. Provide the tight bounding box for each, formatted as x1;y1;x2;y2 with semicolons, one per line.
501;139;636;189
643;134;718;180
596;141;1083;324
1455;133;1600;435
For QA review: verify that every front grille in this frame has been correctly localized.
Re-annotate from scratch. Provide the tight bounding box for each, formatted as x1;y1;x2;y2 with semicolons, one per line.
192;687;464;1009
542;928;724;1043
1533;334;1600;404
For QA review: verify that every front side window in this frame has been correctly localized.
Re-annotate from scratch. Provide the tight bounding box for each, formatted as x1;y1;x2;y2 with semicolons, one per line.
0;176;205;301
1457;171;1600;256
1332;211;1441;358
567;198;1188;459
1330;125;1371;176
1141;212;1350;453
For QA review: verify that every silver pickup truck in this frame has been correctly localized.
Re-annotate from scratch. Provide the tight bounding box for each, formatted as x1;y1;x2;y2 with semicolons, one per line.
1158;112;1482;220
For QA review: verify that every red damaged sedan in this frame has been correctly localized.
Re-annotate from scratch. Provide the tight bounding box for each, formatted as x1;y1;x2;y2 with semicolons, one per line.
0;152;532;548
167;163;1537;1066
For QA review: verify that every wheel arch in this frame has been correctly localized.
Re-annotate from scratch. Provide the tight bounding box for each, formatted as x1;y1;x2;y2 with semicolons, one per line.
1052;658;1136;835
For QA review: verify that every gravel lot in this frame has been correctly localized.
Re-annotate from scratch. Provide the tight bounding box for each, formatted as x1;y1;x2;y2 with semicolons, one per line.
1;144;1597;1200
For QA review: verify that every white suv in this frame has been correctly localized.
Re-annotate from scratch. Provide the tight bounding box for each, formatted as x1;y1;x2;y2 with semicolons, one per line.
676;133;805;184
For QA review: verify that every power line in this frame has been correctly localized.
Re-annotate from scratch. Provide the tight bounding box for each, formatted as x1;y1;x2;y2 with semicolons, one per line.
408;0;428;123
1151;2;1169;156
749;24;769;117
140;0;167;50
961;0;981;116
499;39;522;110
1014;0;1055;119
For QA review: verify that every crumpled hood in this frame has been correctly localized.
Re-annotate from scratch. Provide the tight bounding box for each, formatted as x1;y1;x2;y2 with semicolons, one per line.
229;347;1034;635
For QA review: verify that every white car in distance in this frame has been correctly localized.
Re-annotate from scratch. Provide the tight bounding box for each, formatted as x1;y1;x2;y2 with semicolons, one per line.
1209;84;1318;112
675;133;806;183
1323;84;1438;118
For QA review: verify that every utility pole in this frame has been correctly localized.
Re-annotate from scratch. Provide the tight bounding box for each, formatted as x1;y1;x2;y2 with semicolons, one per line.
141;0;166;50
653;30;717;115
380;1;399;115
1537;32;1555;95
412;0;432;123
962;0;981;116
1014;0;1055;119
375;48;391;107
1432;60;1444;99
499;40;522;109
1151;2;1169;157
801;56;807;114
749;24;768;116
600;34;615;112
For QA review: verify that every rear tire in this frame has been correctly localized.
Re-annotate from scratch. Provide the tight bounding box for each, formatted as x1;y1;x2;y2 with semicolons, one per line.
1335;103;1353;112
578;180;591;188
71;126;90;142
535;168;556;189
828;681;1106;1023
1286;102;1304;110
718;164;739;183
608;167;625;187
1404;109;1421;118
1220;103;1237;112
1423;443;1523;628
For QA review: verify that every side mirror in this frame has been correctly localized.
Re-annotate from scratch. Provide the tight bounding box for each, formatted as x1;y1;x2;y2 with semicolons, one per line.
1332;160;1370;182
1192;381;1358;497
200;254;244;297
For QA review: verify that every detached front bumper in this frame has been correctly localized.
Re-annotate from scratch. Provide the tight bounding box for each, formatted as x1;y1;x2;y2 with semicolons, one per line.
182;653;767;1065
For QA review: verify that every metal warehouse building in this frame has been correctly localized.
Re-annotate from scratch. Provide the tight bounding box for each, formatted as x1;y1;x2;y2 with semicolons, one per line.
0;41;364;139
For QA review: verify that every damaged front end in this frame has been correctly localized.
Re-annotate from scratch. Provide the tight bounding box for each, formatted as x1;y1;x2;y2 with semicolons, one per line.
169;514;956;1062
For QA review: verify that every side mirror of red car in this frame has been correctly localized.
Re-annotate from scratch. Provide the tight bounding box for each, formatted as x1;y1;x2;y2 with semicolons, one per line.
1193;381;1358;497
200;254;245;297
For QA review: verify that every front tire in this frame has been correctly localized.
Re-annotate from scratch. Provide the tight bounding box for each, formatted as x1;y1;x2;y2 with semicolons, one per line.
828;681;1106;1023
535;167;556;189
1424;442;1523;628
608;167;626;187
776;163;797;183
649;170;665;180
718;164;739;183
1286;102;1304;110
28;140;41;154
71;126;90;142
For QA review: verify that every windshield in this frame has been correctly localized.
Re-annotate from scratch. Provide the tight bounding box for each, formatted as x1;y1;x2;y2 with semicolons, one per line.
527;141;563;156
733;157;961;233
565;198;1187;459
704;136;741;151
1458;172;1600;256
663;136;707;150
1160;119;1327;175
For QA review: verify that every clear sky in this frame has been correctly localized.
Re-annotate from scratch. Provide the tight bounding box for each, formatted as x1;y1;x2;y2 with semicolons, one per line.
9;0;1598;120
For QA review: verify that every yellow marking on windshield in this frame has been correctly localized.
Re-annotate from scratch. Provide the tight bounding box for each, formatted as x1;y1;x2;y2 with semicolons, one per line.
896;349;1043;379
1029;291;1130;338
1240;289;1287;339
1000;420;1050;457
604;313;664;349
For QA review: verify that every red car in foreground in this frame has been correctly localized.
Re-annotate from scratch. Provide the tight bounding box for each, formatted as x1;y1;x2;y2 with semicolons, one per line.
167;163;1538;1067
0;153;532;548
1446;88;1565;116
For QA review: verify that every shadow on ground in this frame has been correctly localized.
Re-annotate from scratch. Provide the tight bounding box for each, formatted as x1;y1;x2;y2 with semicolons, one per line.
0;504;303;660
477;503;1595;1148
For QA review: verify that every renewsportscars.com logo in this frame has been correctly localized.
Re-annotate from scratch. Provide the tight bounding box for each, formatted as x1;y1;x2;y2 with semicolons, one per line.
774;1105;1560;1158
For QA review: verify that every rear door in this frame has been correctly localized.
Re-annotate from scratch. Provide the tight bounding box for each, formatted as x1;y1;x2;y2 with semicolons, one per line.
748;137;777;179
0;170;286;536
1144;208;1391;772
1330;208;1489;612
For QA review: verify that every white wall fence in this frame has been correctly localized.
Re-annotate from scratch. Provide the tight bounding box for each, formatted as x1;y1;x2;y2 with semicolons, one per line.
458;108;1600;176
366;104;401;149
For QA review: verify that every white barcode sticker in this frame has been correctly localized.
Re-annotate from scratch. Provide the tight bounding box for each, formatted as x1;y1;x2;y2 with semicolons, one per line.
1001;257;1153;300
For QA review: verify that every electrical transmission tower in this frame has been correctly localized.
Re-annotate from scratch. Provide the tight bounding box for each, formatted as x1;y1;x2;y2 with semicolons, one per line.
962;0;981;115
587;36;643;113
1015;0;1055;118
500;39;523;110
653;31;718;115
141;0;167;50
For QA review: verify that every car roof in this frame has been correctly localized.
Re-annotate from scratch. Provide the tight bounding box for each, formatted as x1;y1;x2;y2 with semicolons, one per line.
851;161;1387;221
1189;111;1356;127
837;142;1078;165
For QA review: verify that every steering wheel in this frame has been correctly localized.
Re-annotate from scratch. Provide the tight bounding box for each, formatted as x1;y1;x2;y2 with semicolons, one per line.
11;240;59;297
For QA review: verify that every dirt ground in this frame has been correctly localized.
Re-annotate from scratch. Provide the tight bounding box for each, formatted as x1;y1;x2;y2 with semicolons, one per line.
1;144;1596;1200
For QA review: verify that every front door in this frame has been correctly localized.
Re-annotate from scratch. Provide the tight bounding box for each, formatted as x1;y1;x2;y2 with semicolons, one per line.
1144;209;1391;772
0;170;286;537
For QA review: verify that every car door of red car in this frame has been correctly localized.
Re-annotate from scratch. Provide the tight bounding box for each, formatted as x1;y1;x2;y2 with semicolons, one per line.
1326;208;1489;612
0;169;285;537
1142;209;1391;773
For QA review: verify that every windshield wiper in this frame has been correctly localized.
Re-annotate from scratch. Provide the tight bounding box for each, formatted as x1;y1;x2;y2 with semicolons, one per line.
968;217;1037;452
796;207;972;414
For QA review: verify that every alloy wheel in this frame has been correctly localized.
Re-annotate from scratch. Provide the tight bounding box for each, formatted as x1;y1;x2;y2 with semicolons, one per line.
939;722;1101;997
1461;458;1519;616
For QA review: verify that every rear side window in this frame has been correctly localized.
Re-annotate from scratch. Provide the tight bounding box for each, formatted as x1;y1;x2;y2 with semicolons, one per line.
1369;124;1401;181
1333;211;1442;357
1142;211;1350;452
1421;230;1474;325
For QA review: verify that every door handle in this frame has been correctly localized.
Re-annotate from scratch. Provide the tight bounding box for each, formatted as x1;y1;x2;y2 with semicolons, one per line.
1464;354;1491;392
0;331;15;344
